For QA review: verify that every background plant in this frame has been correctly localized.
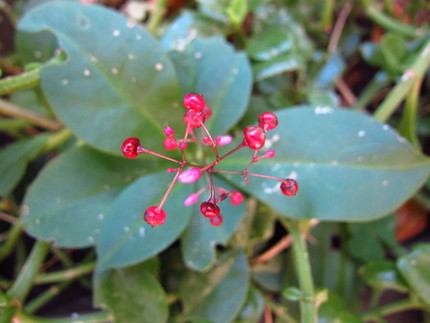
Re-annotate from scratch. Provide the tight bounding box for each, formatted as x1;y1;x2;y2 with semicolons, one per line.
0;0;430;322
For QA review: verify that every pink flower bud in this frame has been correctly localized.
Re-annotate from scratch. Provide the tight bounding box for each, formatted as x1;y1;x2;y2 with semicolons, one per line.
216;135;233;146
164;126;174;136
203;136;212;145
230;191;244;205
179;142;187;150
266;150;275;158
184;193;199;206
178;168;201;183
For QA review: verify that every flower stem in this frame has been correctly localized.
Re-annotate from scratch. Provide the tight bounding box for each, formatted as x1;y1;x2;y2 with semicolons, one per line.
0;220;23;262
287;220;317;323
361;297;425;321
374;38;430;122
34;262;96;285
0;68;40;96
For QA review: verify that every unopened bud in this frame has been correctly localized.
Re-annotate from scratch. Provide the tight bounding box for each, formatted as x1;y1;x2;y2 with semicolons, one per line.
164;126;174;137
184;193;199;206
178;168;201;183
216;135;233;146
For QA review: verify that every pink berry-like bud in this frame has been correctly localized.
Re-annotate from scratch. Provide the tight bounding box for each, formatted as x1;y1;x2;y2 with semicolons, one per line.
258;112;278;131
200;202;221;218
183;93;206;112
202;105;212;120
243;126;266;150
216;135;233;146
184;193;199;206
184;110;205;128
203;136;213;145
230;191;244;205
164;127;174;136
121;137;141;158
280;179;298;196
266;150;275;158
209;214;223;226
144;206;166;227
178;168;201;183
179;142;187;150
163;137;178;150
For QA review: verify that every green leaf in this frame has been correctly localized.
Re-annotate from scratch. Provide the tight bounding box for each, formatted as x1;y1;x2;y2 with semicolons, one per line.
18;1;181;155
221;106;430;221
380;33;408;74
346;215;397;262
251;255;283;292
234;286;264;323
0;135;48;196
22;145;156;247
179;250;249;323
397;243;430;305
181;177;247;270
169;36;252;136
96;172;193;269
245;27;294;61
253;54;302;81
360;260;408;292
225;0;247;28
94;261;168;323
318;290;364;323
197;0;230;23
282;287;302;301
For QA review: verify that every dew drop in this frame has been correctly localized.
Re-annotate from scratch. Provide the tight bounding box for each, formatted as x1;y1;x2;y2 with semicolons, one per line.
88;236;94;243
61;79;69;85
127;19;136;28
155;63;164;71
113;30;120;37
128;53;136;60
21;205;30;216
382;180;389;186
95;228;100;234
331;160;338;165
97;213;104;220
83;69;91;76
124;226;130;232
71;313;80;319
135;34;142;40
314;106;333;115
111;67;119;75
357;130;366;137
194;51;202;59
35;219;41;225
139;227;145;237
90;55;98;63
288;170;299;179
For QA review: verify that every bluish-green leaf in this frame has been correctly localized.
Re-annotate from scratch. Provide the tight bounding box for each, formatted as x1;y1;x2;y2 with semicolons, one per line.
0;135;48;196
221;106;430;221
18;1;181;155
181;177;246;270
397;243;430;305
180;250;249;323
94;262;168;323
22;145;157;247
235;286;264;323
169;37;252;136
361;260;408;292
97;172;193;269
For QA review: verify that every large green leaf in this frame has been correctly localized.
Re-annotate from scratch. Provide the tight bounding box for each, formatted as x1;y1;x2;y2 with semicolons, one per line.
179;250;249;323
94;261;168;322
0;135;48;196
220;106;430;221
397;243;430;305
18;1;181;155
169;37;252;136
234;286;264;323
96;172;193;269
180;177;246;270
21;145;157;247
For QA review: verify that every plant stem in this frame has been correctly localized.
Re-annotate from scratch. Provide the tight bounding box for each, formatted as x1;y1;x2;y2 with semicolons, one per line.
41;128;73;153
361;297;425;321
0;98;62;130
287;220;317;323
352;71;390;110
365;4;421;39
148;0;168;34
25;281;71;314
0;68;40;96
373;39;430;122
0;220;23;262
320;0;335;31
16;310;113;323
8;240;51;302
35;262;96;284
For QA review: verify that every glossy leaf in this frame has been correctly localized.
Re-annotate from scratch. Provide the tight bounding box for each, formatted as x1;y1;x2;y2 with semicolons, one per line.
246;28;294;61
220;106;430;221
253;54;302;81
94;262;168;323
397;243;430;305
0;135;48;196
21;145;157;247
318;290;364;323
169;36;252;136
360;260;408;292
251;255;283;292
181;177;246;270
179;250;249;323
18;1;181;155
97;172;193;269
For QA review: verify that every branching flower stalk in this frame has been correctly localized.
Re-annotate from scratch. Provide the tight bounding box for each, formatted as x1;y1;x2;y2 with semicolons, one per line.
121;93;299;227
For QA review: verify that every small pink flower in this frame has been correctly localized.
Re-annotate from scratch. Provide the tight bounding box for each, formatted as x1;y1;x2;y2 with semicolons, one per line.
184;193;199;206
164;127;174;136
178;168;201;183
216;135;233;146
230;191;244;205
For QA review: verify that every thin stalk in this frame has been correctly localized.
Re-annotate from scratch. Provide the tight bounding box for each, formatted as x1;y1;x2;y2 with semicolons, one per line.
365;5;421;39
40;128;73;153
148;0;168;34
352;72;390;110
0;221;23;262
35;262;96;285
287;220;317;323
0;68;40;96
361;297;425;321
25;281;71;314
8;240;51;302
16;310;113;323
374;39;430;122
0;98;62;130
320;0;335;31
398;77;423;151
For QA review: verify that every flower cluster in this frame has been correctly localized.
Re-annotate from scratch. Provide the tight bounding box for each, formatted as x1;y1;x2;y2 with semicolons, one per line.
121;93;298;227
